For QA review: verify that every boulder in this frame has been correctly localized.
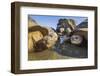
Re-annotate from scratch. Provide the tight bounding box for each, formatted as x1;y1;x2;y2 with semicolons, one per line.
29;26;58;52
28;17;58;52
42;27;58;48
28;26;48;52
28;16;39;28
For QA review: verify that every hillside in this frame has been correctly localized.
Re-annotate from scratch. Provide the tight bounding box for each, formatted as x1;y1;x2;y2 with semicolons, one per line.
28;16;39;28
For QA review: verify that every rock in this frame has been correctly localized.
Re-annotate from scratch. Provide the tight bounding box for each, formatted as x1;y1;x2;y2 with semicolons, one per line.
28;16;39;28
34;39;48;52
28;17;58;52
29;26;58;52
42;27;58;48
28;31;44;52
28;26;48;52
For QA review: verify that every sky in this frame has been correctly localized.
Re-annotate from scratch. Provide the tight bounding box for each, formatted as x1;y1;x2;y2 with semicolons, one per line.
29;15;87;30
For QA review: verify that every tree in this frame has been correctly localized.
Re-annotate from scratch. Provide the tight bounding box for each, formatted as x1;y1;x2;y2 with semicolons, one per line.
56;18;76;33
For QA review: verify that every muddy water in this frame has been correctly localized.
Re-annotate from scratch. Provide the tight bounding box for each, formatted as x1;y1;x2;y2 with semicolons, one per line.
28;41;87;61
